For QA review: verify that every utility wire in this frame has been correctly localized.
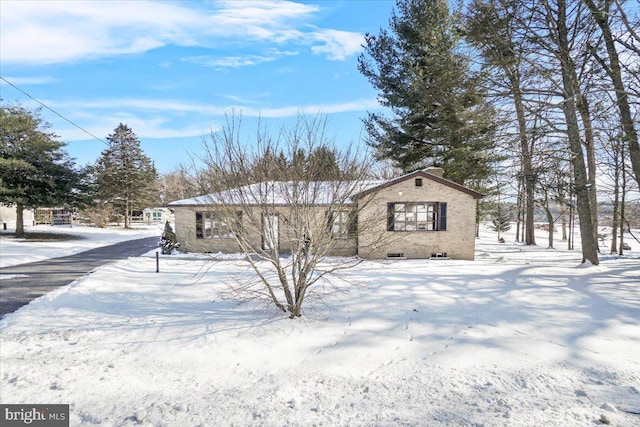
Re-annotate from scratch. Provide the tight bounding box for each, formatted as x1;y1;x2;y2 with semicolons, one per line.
0;76;109;145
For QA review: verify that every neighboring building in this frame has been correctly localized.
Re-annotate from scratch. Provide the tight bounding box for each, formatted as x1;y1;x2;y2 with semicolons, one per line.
35;208;77;225
0;203;35;227
168;168;483;260
142;207;173;224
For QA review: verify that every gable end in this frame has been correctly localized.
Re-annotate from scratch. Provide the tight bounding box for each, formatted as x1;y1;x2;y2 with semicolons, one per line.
352;170;483;200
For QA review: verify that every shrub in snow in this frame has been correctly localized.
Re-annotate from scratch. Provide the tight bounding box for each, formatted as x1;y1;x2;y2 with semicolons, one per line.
160;221;180;254
489;207;511;241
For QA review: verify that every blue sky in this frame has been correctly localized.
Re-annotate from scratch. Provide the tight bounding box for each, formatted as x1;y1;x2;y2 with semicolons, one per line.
0;0;396;173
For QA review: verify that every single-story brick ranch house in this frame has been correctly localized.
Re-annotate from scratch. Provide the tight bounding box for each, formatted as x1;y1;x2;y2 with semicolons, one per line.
168;167;483;260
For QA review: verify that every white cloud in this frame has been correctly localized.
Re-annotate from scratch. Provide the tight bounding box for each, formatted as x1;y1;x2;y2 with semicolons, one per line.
49;97;381;118
182;55;278;69
239;99;382;118
182;48;298;69
223;94;271;104
0;1;363;65
1;1;201;65
45;96;381;141
215;0;319;23
310;29;365;61
59;113;212;142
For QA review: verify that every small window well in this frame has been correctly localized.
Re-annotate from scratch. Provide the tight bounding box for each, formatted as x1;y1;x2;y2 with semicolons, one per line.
387;253;406;259
430;252;449;260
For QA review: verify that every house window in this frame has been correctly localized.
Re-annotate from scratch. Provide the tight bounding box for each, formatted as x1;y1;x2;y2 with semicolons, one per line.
387;202;447;231
329;210;356;239
196;212;241;239
415;178;423;187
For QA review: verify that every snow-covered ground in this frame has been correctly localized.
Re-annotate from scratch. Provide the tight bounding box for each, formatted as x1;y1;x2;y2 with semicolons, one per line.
0;223;163;268
1;225;639;426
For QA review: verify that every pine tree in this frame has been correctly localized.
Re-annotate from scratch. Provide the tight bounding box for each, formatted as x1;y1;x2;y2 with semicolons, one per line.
0;103;85;236
306;145;341;180
160;221;179;254
94;123;158;228
358;0;498;184
488;205;512;241
465;0;538;246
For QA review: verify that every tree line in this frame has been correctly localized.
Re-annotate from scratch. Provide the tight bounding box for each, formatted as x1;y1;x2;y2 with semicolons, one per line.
357;0;639;265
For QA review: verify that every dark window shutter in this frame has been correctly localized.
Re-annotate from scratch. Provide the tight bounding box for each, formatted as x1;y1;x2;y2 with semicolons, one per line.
196;212;203;238
439;203;447;231
235;211;243;235
387;203;395;231
348;210;357;237
326;211;334;235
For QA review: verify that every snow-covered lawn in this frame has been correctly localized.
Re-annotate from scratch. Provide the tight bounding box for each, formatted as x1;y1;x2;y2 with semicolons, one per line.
0;224;163;268
1;226;639;426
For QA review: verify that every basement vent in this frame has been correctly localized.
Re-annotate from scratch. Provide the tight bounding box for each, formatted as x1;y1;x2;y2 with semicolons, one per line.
430;252;449;259
387;253;406;259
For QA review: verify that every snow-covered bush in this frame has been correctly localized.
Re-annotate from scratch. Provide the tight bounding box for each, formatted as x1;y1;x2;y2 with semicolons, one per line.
160;221;180;254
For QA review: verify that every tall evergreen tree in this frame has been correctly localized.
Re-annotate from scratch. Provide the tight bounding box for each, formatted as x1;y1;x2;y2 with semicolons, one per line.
0;103;85;236
94;123;158;228
358;0;498;184
306;145;342;180
465;0;538;246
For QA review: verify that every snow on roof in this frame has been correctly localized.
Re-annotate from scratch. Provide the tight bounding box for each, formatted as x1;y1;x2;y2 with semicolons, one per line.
167;168;483;207
168;180;386;207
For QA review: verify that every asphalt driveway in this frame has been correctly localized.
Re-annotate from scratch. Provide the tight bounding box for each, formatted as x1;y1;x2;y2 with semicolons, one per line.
0;236;160;317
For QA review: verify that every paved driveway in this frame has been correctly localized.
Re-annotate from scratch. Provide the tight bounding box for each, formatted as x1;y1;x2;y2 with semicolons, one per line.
0;236;160;317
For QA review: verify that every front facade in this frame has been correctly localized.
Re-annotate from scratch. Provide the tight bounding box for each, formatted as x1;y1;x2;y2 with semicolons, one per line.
169;168;482;260
355;169;481;260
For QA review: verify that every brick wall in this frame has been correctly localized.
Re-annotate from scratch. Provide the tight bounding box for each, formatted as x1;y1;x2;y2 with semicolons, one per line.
357;176;478;260
173;204;357;256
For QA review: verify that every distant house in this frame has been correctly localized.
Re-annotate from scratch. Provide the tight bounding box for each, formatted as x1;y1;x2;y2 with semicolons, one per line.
142;207;172;224
168;168;483;260
0;203;35;227
35;208;75;225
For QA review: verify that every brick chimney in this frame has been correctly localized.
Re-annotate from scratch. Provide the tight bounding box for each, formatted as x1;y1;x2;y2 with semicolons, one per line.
425;167;444;178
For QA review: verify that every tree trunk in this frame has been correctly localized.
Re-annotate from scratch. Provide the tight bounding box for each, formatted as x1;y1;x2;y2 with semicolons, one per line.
611;141;620;254
540;195;555;248
619;148;627;255
515;176;523;242
125;196;130;229
576;94;599;248
568;191;575;250
511;76;536;245
557;0;599;264
546;210;554;249
476;198;481;238
15;202;25;237
584;0;640;191
611;184;619;255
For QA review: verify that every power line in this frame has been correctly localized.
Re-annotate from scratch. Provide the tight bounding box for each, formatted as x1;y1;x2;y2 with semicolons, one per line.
0;76;109;146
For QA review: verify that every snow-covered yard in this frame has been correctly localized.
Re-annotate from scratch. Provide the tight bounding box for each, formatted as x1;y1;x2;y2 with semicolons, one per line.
1;226;639;426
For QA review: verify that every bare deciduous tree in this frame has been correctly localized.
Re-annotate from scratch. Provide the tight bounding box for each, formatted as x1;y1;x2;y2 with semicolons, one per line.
195;114;388;318
583;0;640;191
